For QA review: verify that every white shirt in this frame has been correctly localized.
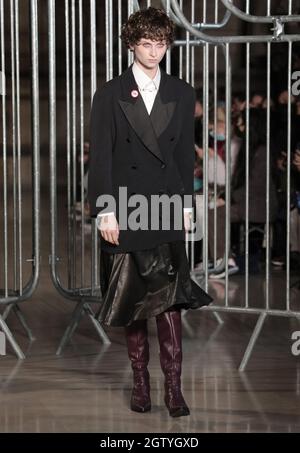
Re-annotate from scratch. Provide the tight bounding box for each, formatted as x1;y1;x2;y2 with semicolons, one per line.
132;61;160;114
97;63;192;222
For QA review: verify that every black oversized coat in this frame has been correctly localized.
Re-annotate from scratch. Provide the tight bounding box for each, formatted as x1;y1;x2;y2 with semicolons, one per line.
88;65;196;253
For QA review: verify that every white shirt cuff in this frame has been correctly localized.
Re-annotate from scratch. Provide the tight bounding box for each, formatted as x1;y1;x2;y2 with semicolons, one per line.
97;211;115;217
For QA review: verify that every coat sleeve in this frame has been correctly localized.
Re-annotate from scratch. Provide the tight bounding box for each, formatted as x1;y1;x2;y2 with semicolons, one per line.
88;87;116;217
173;86;196;210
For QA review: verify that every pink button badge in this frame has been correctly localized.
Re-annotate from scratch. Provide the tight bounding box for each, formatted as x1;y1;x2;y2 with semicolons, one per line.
131;89;139;98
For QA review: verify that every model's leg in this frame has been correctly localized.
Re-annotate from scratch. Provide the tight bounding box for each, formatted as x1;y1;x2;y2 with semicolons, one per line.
124;319;151;413
155;308;190;417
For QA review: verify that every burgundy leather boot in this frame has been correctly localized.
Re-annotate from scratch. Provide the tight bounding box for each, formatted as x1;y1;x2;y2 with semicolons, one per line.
124;319;151;413
156;310;190;417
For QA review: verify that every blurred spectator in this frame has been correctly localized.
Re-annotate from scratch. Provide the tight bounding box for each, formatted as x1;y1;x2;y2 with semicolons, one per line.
250;91;265;109
290;146;300;270
271;89;300;265
232;93;245;115
208;109;278;278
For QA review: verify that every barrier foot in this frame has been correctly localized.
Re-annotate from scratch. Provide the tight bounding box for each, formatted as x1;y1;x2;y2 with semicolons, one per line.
239;311;267;372
56;301;85;355
84;304;111;345
13;304;36;341
0;314;25;359
213;311;224;324
56;300;111;355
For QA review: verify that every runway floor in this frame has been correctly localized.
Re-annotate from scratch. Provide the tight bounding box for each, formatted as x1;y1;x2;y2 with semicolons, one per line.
1;292;300;433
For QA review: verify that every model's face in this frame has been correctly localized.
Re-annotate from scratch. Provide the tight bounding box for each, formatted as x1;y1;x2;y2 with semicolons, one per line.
130;38;168;71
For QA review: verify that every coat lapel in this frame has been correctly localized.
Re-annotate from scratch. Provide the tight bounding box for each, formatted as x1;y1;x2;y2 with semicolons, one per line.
118;66;177;163
150;89;176;139
119;95;164;163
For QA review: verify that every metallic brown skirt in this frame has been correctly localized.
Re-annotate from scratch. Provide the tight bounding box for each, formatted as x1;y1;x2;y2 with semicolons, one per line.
99;240;213;327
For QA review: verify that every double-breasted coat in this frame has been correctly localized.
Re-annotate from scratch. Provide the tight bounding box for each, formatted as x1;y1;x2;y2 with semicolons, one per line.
87;65;213;326
88;65;196;254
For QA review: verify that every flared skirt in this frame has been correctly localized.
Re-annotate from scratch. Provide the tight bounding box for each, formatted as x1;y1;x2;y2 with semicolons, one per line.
99;240;213;327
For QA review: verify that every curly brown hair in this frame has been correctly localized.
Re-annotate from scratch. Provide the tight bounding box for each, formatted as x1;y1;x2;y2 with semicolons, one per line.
121;7;175;49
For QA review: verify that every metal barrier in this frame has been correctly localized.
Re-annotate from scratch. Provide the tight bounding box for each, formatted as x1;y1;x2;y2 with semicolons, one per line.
48;0;111;354
168;0;300;370
2;0;298;367
0;0;39;359
48;0;300;368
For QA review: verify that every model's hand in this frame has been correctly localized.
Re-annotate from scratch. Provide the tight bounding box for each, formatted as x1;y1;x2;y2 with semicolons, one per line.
184;211;193;232
98;214;119;245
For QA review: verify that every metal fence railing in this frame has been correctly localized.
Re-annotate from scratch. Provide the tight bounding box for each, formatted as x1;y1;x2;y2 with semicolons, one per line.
48;0;300;367
3;0;300;367
169;0;300;370
0;0;39;359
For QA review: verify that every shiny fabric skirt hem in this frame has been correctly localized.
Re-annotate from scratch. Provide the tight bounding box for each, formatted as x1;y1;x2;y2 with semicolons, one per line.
98;240;213;327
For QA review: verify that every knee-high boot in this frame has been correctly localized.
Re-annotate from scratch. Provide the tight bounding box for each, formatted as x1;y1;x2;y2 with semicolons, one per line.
156;310;190;417
124;319;151;413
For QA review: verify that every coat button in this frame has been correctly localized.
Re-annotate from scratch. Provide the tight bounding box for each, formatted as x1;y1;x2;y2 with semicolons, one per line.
131;165;137;170
126;138;131;143
167;264;175;276
161;163;166;169
170;137;175;142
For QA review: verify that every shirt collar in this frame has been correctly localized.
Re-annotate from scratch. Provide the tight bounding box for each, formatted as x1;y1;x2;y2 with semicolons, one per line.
132;62;161;91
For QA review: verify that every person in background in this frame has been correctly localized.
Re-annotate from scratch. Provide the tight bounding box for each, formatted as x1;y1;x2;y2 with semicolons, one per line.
208;108;278;278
